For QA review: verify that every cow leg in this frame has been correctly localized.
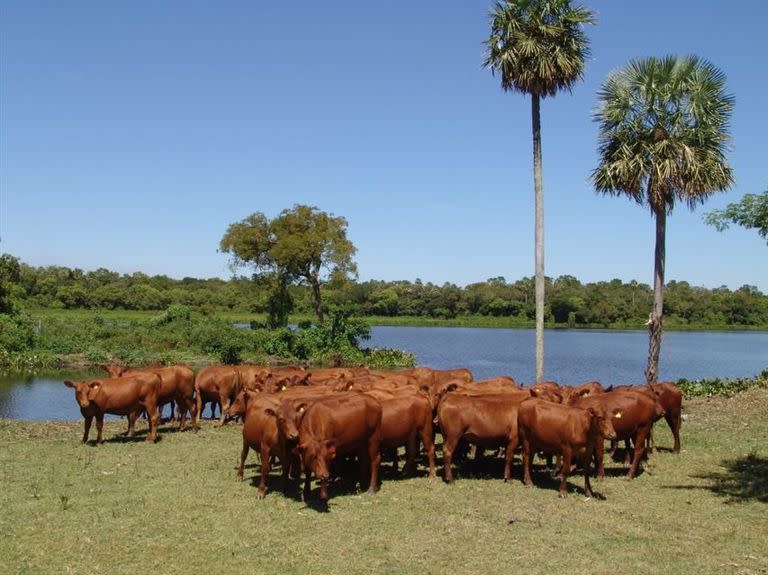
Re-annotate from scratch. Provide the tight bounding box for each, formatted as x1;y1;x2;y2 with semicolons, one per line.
175;399;186;432
217;398;231;427
127;411;138;437
521;435;534;487
559;449;572;498
646;428;655;455
442;434;460;483
82;415;93;444
303;470;312;501
96;415;105;444
236;440;249;482
503;436;518;482
627;429;649;479
667;412;681;454
404;433;418;476
146;403;160;443
623;439;632;465
188;397;199;432
420;425;436;481
367;439;381;495
257;445;271;499
583;447;595;498
595;437;606;480
195;393;203;425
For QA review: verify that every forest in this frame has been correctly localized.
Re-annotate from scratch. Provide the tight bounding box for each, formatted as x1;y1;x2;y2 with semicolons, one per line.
3;254;767;329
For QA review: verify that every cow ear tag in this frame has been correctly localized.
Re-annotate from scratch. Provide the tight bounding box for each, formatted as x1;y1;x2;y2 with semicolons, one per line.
614;411;622;419
298;406;305;413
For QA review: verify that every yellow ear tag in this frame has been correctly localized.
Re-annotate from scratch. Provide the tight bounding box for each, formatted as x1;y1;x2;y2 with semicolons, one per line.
614;412;622;419
298;406;305;413
281;385;286;391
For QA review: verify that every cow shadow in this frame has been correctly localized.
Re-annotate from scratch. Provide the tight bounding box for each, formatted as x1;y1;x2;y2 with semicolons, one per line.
664;452;768;504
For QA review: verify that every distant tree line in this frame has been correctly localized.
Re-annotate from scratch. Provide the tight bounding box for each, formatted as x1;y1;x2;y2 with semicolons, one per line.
3;254;767;329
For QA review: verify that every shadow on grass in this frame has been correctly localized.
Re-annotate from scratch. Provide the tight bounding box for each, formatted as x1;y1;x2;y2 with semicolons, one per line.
666;453;768;504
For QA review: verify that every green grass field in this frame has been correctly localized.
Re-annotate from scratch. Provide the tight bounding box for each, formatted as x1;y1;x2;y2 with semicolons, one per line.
1;389;766;575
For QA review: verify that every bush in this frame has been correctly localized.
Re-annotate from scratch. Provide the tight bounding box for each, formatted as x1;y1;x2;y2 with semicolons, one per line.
678;370;768;398
0;312;36;352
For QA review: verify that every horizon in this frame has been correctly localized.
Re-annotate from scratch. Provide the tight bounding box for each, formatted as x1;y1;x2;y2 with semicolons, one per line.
2;1;766;291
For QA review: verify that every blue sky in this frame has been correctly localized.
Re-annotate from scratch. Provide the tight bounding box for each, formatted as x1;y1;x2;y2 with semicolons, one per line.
1;1;766;290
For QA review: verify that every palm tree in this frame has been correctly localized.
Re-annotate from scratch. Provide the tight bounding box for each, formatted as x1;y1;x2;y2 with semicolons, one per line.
484;0;595;382
592;55;734;383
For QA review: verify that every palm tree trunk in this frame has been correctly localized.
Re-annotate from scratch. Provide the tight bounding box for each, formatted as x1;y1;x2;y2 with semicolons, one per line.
532;92;545;383
645;207;666;384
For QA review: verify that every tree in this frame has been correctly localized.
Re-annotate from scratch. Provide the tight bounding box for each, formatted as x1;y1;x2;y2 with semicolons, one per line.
484;0;595;382
704;189;768;245
592;55;734;383
219;205;357;322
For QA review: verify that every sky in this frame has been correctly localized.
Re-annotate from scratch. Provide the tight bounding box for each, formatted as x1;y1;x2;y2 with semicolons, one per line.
1;0;766;291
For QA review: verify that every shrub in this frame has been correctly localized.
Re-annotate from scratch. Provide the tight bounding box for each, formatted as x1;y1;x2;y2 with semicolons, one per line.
0;313;36;352
678;370;768;398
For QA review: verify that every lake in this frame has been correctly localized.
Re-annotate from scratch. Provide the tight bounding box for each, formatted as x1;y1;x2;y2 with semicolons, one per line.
1;327;766;420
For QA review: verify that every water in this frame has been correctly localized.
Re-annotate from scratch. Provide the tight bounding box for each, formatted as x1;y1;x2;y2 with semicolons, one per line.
367;326;767;384
1;327;766;420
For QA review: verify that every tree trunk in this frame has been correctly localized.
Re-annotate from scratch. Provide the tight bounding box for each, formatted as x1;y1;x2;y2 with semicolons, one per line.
645;207;666;384
309;277;324;322
532;92;545;383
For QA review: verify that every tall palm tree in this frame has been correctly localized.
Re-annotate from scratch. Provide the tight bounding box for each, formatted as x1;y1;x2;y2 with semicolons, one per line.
484;0;595;382
592;55;734;383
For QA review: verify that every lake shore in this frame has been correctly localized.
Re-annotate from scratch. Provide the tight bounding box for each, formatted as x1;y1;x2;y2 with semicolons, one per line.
1;388;766;574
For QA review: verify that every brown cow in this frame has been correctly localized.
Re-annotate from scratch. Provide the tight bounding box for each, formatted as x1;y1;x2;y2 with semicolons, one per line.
195;365;242;426
236;391;307;498
100;364;197;431
438;390;534;482
364;389;436;479
64;374;161;444
567;390;664;479
297;393;382;502
518;399;618;497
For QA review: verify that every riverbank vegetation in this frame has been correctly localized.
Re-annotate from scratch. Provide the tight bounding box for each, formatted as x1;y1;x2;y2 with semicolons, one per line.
1;387;766;574
3;254;768;329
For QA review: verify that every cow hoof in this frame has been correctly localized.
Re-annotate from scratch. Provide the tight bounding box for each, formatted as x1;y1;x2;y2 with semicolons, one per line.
256;491;266;500
558;492;568;499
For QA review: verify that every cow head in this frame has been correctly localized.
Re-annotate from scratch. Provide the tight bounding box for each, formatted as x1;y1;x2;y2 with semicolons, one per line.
64;379;101;409
264;401;306;443
587;407;618;440
229;390;249;420
299;439;336;500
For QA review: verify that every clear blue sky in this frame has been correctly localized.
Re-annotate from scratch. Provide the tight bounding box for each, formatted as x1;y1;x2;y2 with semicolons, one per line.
1;1;766;290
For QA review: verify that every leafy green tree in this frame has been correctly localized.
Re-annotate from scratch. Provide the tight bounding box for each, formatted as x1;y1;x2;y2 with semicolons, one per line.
592;55;734;382
220;205;357;322
484;0;595;381
0;253;22;314
704;189;768;245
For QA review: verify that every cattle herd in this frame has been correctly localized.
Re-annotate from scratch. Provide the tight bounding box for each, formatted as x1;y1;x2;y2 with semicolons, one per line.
63;364;682;501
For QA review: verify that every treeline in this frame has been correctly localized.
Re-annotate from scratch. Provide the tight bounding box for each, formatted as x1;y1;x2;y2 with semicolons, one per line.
4;255;768;328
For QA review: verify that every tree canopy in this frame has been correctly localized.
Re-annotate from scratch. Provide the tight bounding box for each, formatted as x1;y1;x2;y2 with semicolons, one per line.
219;205;357;322
704;189;768;245
592;55;734;383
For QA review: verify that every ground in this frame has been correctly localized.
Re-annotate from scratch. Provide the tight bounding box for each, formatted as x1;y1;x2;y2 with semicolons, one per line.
1;389;766;575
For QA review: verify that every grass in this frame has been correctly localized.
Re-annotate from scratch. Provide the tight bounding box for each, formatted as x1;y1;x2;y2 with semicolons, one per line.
2;390;767;575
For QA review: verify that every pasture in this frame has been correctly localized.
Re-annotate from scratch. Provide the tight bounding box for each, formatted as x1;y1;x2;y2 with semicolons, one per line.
1;389;766;575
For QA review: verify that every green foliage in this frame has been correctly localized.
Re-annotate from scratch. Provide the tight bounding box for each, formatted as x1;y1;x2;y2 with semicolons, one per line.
483;0;596;98
0;312;37;352
592;55;734;212
678;370;768;398
152;304;192;325
220;204;357;321
704;189;768;244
